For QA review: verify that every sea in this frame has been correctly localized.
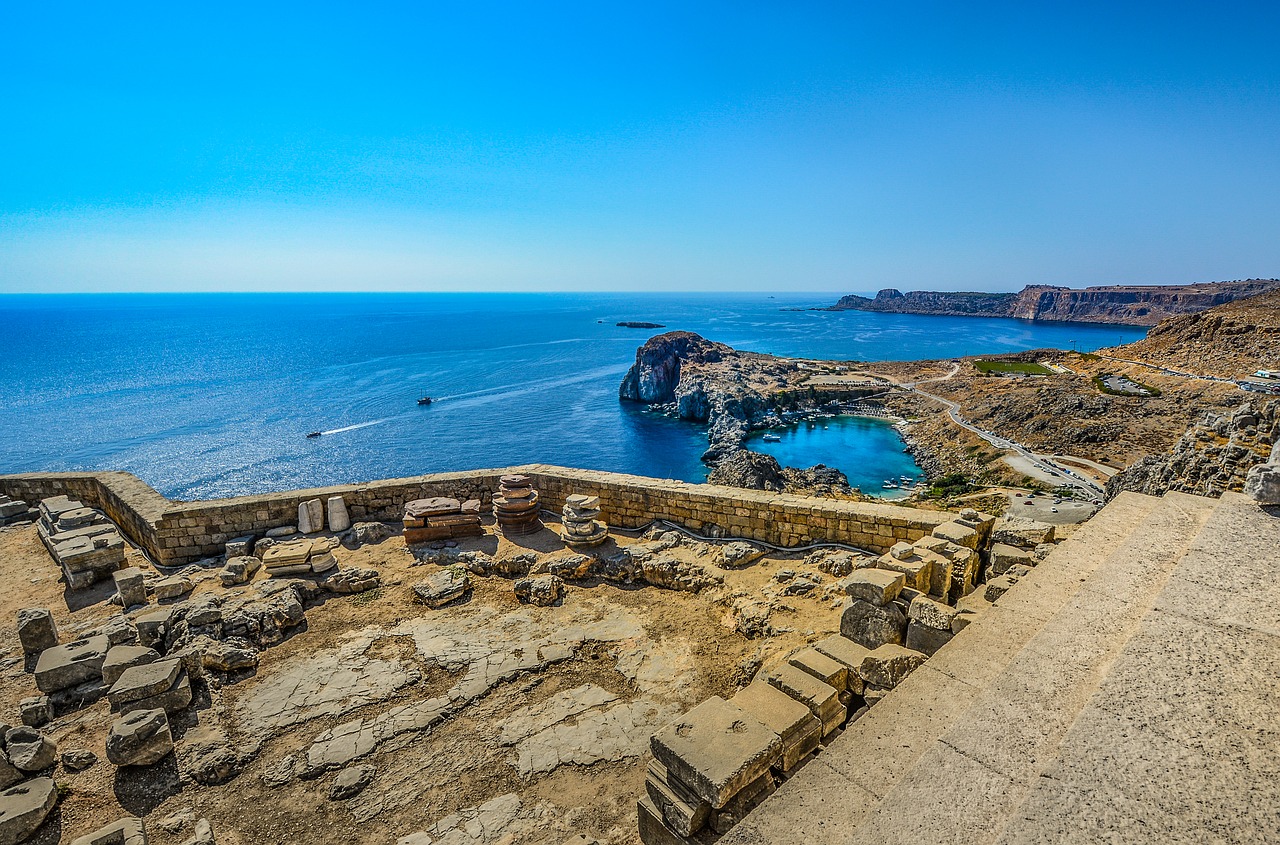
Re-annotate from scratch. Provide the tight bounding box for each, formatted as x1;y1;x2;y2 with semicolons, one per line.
0;293;1147;500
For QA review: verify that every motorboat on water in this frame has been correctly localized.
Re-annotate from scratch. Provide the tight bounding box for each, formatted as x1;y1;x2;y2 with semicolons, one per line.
306;431;322;439
762;433;782;443
417;397;433;406
882;480;899;489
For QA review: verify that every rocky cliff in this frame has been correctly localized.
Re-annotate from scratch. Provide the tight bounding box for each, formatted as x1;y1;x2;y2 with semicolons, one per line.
1107;400;1278;499
831;279;1280;326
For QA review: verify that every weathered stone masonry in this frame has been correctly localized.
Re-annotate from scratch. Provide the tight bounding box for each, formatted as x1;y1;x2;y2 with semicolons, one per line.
0;466;947;566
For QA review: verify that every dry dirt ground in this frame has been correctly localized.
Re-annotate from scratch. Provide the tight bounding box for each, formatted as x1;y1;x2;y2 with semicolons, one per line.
0;517;851;845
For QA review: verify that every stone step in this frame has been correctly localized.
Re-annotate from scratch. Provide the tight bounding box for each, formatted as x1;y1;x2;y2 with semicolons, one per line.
832;491;1217;845
992;492;1280;844
719;491;1165;845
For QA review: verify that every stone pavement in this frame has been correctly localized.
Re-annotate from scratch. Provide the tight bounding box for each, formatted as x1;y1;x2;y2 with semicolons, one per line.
722;490;1280;844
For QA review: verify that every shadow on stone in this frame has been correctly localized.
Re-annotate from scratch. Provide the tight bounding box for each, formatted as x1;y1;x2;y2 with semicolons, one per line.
112;754;182;814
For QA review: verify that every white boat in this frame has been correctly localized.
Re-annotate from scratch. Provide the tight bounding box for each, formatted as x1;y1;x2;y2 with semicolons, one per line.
882;480;899;489
762;433;781;443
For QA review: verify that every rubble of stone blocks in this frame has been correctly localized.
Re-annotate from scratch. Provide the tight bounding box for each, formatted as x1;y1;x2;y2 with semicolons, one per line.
36;495;127;589
561;494;608;548
641;626;933;844
402;497;484;544
260;536;339;577
493;474;542;536
0;494;36;527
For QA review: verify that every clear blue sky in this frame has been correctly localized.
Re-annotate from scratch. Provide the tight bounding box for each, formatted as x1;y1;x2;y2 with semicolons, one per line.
2;2;1278;293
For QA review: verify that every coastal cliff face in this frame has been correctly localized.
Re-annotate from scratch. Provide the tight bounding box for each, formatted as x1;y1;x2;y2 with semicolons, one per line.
831;279;1280;326
618;331;729;405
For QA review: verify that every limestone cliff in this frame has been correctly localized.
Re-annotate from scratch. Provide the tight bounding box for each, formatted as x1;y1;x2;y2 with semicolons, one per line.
830;279;1280;326
1107;400;1278;499
618;331;729;405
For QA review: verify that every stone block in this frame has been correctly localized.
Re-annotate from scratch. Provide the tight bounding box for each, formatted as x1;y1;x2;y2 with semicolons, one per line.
637;795;691;845
133;608;172;648
101;615;139;647
786;647;848;692
838;569;904;606
932;520;979;550
988;542;1033;576
102;646;161;686
984;574;1019;602
113;567;147;609
811;634;871;694
840;598;906;650
108;658;180;708
69;817;148;845
5;727;56;772
0;778;58;845
412;569;470;608
877;550;933;592
118;670;192;716
763;663;844;736
645;760;710;837
991;517;1055;548
650;696;781;809
906;622;955;656
106;708;173;766
908;595;959;631
298;498;324;534
152;576;193;601
225;535;255;558
220;555;262;586
33;635;109;693
858;643;928;689
16;608;58;655
326;496;351;533
730;680;821;772
18;696;53;729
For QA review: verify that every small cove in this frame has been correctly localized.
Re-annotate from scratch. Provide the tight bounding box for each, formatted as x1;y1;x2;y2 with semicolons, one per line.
744;414;924;498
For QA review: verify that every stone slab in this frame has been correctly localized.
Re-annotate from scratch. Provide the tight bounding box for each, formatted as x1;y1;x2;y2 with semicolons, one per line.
650;696;781;809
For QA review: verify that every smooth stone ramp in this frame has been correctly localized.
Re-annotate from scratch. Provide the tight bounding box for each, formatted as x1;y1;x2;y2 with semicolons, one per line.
994;492;1280;843
721;490;1220;845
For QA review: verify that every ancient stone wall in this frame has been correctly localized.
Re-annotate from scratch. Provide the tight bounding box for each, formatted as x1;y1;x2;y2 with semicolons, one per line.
0;466;948;566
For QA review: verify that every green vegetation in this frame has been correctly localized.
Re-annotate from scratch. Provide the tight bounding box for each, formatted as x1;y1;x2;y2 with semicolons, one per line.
973;360;1053;375
347;586;386;606
925;473;976;499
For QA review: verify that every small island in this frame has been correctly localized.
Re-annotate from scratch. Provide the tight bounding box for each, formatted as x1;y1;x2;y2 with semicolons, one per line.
617;321;666;329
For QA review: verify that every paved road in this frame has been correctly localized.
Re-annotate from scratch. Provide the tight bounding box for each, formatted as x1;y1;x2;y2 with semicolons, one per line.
1094;353;1236;385
892;363;1105;499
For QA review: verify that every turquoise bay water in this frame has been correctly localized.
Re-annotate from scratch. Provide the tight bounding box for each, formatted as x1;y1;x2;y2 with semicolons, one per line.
0;293;1146;499
745;415;924;498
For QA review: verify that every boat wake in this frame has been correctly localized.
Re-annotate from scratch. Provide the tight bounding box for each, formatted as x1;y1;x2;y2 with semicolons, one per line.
321;419;387;436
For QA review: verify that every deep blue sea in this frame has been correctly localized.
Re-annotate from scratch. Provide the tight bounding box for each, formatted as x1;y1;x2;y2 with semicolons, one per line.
0;293;1146;500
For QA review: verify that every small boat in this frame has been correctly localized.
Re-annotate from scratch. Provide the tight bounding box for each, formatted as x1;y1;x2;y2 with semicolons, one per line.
417;397;433;406
882;480;899;489
306;431;322;439
762;433;781;443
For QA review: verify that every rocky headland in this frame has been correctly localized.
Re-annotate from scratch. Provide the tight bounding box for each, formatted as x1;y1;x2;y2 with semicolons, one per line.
618;332;891;497
828;278;1280;326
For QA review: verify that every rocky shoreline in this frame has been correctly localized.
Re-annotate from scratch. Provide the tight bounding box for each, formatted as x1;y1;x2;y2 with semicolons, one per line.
618;332;903;498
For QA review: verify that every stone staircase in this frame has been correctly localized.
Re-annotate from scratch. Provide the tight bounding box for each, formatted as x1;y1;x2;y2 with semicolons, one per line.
721;490;1280;844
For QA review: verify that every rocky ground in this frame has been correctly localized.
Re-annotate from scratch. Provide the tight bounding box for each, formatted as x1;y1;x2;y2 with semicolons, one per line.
0;516;864;844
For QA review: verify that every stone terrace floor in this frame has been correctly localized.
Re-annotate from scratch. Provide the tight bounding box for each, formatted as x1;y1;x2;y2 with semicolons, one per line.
723;490;1280;845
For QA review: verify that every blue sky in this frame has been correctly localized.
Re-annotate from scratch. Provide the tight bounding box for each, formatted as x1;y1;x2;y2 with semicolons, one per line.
2;2;1278;292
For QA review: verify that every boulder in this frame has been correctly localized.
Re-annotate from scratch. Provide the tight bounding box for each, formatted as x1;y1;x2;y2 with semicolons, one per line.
839;599;906;650
18;696;53;729
181;818;216;845
0;778;58;845
341;522;395;549
5;727;56;772
106;708;173;766
1245;463;1280;505
16;609;58;655
329;764;375;800
412;569;470;608
202;641;258;672
220;555;262;587
718;542;766;569
60;749;98;772
858;644;927;689
513;575;564;607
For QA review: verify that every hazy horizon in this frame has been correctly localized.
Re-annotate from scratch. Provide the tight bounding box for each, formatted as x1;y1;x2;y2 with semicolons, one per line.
3;3;1278;294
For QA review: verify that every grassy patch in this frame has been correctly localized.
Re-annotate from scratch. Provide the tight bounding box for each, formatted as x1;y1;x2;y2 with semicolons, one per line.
347;586;386;606
925;473;976;499
973;360;1053;375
